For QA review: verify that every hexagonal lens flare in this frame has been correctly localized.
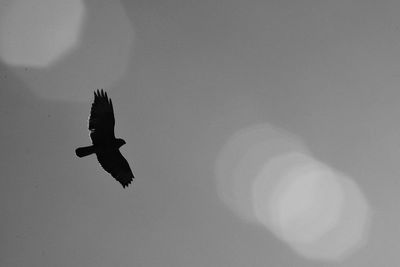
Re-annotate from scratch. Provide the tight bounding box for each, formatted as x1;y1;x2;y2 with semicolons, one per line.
0;0;85;68
215;124;372;262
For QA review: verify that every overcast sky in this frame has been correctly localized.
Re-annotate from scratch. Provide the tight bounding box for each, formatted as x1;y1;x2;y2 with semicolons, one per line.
1;0;400;266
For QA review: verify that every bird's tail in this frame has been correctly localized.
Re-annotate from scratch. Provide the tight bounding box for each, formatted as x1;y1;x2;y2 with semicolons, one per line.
75;146;95;157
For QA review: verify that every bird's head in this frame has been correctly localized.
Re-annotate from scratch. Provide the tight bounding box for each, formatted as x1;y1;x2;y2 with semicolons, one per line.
116;138;126;148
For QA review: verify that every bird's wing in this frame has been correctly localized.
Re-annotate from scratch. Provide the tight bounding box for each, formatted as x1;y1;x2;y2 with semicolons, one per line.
89;89;115;144
96;149;134;188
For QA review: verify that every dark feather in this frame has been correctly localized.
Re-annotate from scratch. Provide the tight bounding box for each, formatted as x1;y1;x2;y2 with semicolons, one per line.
96;148;134;188
76;89;134;188
89;89;115;144
75;145;95;157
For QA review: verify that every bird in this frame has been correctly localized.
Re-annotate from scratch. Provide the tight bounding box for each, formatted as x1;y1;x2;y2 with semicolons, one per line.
75;89;134;188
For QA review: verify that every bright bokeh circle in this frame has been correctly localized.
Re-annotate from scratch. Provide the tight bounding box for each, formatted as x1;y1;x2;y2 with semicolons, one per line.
215;124;372;262
0;0;85;68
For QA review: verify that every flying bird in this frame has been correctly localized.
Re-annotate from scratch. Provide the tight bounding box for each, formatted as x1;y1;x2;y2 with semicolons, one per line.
75;89;134;188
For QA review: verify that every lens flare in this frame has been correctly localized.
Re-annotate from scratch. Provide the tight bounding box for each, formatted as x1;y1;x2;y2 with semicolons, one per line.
0;0;134;101
215;124;372;262
0;0;85;68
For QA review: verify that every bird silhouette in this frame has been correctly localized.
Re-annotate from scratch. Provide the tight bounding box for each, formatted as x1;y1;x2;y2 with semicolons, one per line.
75;89;134;188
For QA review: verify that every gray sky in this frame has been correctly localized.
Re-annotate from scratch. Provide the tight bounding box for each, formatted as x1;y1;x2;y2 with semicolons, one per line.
1;0;400;266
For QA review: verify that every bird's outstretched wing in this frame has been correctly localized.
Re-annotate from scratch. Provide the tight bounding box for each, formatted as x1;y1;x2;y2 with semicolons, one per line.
96;149;134;188
89;89;115;144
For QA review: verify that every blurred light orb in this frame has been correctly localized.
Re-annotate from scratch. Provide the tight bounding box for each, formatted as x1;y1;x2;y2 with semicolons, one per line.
215;124;372;262
0;0;85;68
0;0;134;101
253;153;345;245
215;124;305;223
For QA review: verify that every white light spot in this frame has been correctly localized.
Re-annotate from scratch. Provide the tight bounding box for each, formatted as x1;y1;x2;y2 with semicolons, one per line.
1;0;134;101
216;124;373;262
215;124;306;223
0;0;85;68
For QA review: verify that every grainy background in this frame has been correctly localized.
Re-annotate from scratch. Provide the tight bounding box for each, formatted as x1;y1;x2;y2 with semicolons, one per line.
1;0;399;266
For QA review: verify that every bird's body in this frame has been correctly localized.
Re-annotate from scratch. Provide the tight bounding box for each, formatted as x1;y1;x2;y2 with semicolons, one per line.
75;89;134;188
